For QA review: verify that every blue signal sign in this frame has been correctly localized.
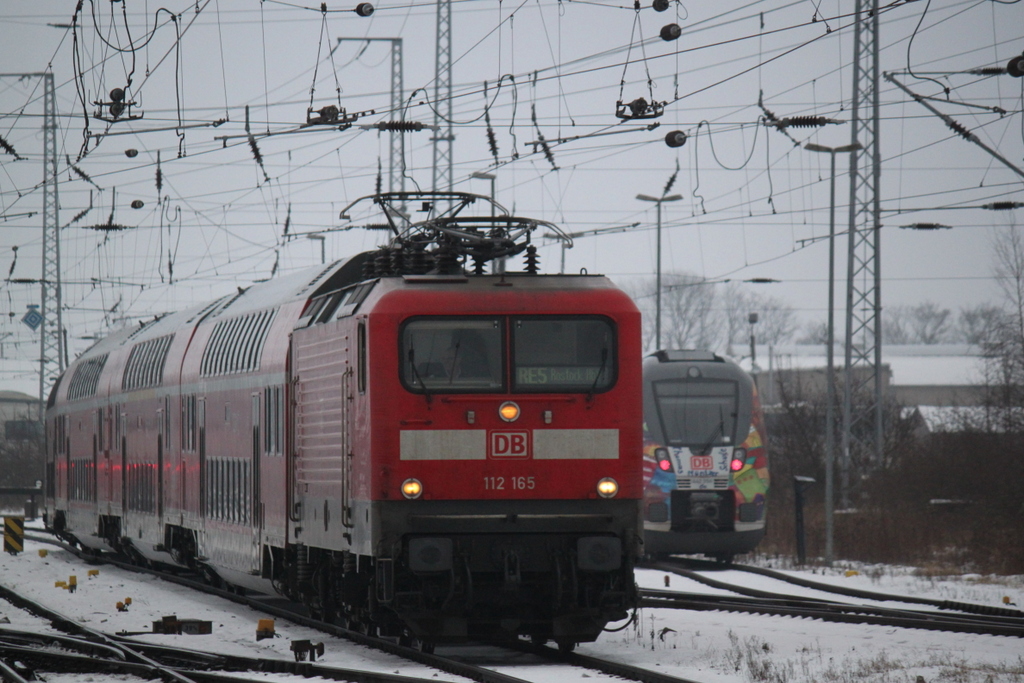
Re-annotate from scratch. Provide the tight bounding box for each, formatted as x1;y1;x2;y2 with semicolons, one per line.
22;305;43;331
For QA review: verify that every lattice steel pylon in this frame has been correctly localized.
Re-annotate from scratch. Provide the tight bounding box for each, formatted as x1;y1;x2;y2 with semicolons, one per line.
841;0;883;509
431;0;454;194
2;71;64;411
41;71;64;408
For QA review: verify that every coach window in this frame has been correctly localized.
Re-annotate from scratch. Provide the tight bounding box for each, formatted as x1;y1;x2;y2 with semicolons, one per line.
401;317;504;392
512;316;616;393
653;379;739;449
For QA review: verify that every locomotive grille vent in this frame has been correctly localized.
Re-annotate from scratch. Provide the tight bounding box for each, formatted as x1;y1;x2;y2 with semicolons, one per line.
200;309;276;377
122;334;174;391
66;354;108;401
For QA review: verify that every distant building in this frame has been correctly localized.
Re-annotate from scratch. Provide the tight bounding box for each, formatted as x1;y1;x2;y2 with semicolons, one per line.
0;390;42;443
737;344;989;432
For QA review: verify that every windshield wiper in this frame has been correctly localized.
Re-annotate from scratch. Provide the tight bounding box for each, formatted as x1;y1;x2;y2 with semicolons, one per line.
448;340;461;386
586;348;609;402
407;348;432;404
696;405;725;455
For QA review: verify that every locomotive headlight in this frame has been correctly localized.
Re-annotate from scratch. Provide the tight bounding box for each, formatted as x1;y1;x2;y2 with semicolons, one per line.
401;478;423;499
730;448;747;472
498;401;520;422
596;477;619;498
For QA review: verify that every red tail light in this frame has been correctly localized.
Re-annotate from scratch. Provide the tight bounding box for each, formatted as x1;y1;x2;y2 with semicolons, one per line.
730;447;747;472
655;447;673;472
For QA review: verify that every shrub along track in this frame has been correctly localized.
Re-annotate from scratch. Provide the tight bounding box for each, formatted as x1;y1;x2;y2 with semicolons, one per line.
5;532;707;683
642;559;1024;638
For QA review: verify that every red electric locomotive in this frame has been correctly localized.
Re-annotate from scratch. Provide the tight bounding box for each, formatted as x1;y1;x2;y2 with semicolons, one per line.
44;192;642;650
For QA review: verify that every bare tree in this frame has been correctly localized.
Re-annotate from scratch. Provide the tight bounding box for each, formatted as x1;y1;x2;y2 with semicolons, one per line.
956;304;1005;345
884;302;953;344
627;273;725;352
723;284;797;348
797;319;829;344
883;305;912;344
993;224;1024;355
908;302;952;344
981;224;1024;432
659;273;725;351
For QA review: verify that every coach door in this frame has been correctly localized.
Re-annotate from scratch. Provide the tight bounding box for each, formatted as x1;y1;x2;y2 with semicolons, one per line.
250;393;262;572
198;398;206;520
340;366;353;530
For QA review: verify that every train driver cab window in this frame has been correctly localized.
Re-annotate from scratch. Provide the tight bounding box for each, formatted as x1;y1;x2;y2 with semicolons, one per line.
401;318;503;392
653;379;738;449
512;316;616;393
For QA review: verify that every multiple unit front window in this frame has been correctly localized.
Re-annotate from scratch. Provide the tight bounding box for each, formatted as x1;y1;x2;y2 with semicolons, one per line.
653;379;739;448
400;315;617;394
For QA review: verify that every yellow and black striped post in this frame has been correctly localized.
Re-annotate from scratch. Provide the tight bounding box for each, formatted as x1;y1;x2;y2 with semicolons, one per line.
3;516;25;555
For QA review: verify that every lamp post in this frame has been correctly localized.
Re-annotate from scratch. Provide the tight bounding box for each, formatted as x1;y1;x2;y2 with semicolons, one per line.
804;140;861;566
636;193;683;350
748;312;759;373
470;171;496;215
471;171;501;272
306;233;326;264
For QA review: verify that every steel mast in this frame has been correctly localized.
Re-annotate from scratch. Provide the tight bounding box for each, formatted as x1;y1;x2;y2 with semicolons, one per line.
841;0;883;509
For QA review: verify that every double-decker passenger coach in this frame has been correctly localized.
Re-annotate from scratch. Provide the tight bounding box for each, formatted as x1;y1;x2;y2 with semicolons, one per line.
44;192;643;651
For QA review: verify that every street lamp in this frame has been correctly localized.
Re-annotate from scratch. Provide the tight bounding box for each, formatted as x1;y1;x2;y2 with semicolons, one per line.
747;312;759;373
470;171;496;215
471;171;502;272
307;233;326;264
636;192;683;350
804;140;861;566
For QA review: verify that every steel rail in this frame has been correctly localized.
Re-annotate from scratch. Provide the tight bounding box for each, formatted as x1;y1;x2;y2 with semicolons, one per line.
640;590;1024;638
649;559;1024;618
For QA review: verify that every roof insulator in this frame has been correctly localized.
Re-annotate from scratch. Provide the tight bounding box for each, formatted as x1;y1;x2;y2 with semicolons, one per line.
665;130;687;148
1006;55;1024;78
374;120;425;132
981;202;1024;211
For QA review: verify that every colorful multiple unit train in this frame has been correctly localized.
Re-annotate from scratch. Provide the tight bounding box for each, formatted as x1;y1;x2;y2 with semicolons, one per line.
43;192;643;650
640;350;769;562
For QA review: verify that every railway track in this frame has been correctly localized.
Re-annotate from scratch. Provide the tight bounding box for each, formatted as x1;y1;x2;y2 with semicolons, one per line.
642;559;1024;638
653;557;1024;616
4;531;705;683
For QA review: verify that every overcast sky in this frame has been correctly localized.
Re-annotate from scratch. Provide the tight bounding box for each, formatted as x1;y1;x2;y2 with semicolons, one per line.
1;0;1022;397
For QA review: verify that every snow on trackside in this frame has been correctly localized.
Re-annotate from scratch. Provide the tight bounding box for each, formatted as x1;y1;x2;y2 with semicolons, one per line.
1;526;1022;683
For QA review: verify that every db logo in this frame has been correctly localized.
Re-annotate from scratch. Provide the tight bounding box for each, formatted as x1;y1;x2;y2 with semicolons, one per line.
490;431;530;458
690;455;714;470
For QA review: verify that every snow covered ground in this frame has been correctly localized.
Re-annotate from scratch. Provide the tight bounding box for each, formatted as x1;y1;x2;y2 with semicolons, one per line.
1;524;1021;683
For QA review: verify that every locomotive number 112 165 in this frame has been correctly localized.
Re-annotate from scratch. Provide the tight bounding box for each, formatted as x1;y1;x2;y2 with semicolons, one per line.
484;476;536;490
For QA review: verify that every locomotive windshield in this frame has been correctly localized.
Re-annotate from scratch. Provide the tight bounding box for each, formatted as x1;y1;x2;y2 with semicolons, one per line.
400;315;616;394
512;317;615;393
652;378;739;449
402;318;504;391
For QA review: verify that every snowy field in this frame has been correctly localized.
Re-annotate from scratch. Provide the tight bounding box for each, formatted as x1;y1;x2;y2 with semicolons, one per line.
1;523;1022;683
